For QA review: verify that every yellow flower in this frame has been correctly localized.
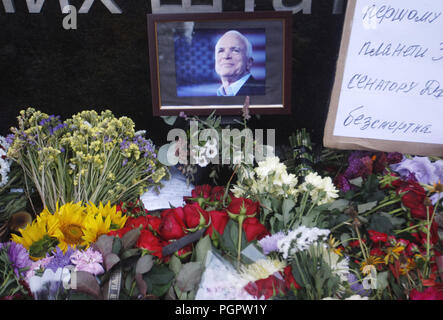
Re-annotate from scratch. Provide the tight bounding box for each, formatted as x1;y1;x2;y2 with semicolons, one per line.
82;209;112;245
384;244;404;264
11;213;62;260
85;201;128;230
53;202;88;252
328;235;343;257
426;180;443;194
360;256;384;276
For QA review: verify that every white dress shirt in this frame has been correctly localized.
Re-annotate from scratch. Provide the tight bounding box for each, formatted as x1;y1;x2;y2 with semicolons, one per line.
217;73;251;96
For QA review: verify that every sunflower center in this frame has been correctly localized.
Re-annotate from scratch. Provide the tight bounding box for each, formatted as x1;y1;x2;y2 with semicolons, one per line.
62;224;84;245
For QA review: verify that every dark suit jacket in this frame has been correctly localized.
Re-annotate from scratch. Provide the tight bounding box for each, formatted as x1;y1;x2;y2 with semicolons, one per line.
236;75;266;96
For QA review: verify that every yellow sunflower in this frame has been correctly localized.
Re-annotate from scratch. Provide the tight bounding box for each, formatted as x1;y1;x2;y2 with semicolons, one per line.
82;210;112;245
85;201;128;230
11;213;62;260
53;202;88;252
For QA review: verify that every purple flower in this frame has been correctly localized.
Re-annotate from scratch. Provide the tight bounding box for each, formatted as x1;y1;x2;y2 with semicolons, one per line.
386;152;403;165
390;156;439;185
344;155;372;179
45;247;74;272
258;232;286;255
348;273;371;296
0;242;32;277
5;134;15;145
334;174;352;193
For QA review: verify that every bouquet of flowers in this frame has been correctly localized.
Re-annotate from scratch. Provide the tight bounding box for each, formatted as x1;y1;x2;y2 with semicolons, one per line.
7;108;168;212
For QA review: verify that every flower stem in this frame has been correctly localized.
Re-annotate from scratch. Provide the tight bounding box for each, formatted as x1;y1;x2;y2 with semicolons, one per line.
237;215;245;269
363;198;402;216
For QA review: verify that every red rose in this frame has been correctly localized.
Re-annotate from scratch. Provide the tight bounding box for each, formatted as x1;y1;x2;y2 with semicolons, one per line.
191;185;212;199
368;230;388;243
412;221;440;246
244;275;286;299
183;203;209;229
107;226;132;238
210;186;226;201
227;197;260;219
409;286;443;300
146;216;162;234
158;208;186;240
205;210;229;238
125;216;149;229
283;266;301;291
242;217;269;242
136;229;165;259
398;181;433;220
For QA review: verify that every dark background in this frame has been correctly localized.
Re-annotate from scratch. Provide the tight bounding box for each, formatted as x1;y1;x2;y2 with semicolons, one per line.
0;0;346;148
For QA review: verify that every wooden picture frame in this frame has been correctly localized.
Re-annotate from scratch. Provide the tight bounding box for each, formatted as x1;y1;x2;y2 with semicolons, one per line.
324;0;443;157
147;11;292;116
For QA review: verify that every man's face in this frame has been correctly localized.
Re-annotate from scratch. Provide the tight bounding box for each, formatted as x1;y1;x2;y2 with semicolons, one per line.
215;32;252;82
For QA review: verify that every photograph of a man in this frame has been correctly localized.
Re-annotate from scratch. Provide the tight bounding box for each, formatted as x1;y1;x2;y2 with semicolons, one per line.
174;28;266;97
215;30;266;96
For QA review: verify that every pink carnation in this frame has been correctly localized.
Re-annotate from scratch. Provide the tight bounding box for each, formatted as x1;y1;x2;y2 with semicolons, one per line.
70;247;104;275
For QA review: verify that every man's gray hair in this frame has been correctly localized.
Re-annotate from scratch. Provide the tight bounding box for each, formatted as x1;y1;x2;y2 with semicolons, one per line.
216;30;253;59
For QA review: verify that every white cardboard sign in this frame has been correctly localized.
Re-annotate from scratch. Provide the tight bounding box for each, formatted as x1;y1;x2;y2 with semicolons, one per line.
324;0;443;156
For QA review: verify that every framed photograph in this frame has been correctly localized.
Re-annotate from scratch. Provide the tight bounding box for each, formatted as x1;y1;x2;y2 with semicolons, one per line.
147;11;292;116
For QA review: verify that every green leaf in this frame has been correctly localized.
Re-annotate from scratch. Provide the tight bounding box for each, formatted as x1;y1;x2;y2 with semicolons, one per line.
112;237;122;255
282;198;296;225
169;255;182;276
327;199;350;211
195;235;212;263
135;255;154;274
380;212;405;228
121;248;141;260
220;219;237;256
93;235;115;257
271;198;282;212
340;233;351;247
376;271;389;291
74;271;102;299
175;262;203;292
357;201;378;214
121;228;141;250
104;253;120;272
368;213;394;234
349;177;363;187
124;273;134;292
161;116;178;126
147;265;175;285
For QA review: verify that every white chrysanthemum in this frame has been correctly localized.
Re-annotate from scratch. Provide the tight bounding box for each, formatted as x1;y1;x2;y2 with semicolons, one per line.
319;176;339;201
299;172;339;205
277;226;330;259
255;156;284;178
303;172;323;188
320;246;349;283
